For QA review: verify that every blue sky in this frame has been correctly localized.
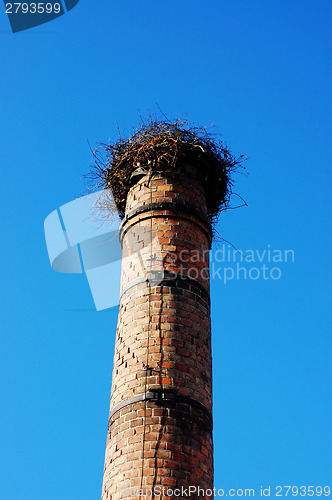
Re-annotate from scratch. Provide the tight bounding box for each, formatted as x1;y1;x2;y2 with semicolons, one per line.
0;1;331;499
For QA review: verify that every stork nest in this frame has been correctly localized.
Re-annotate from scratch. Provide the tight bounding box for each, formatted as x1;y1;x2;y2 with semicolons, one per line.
88;118;246;224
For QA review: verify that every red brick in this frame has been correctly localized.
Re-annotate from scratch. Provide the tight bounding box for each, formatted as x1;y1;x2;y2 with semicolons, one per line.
101;172;213;498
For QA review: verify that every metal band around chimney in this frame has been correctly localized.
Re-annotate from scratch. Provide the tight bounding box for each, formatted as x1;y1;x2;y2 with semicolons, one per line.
119;271;210;304
119;201;213;246
109;390;213;430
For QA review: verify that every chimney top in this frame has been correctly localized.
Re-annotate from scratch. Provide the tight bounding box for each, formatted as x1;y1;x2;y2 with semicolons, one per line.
90;118;246;225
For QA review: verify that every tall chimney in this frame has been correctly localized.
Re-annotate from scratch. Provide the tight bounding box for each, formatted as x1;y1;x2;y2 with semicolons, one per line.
101;168;214;498
96;120;242;499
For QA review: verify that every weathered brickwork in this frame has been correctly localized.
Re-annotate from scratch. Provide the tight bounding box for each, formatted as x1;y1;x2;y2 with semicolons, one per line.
102;402;213;500
125;172;208;215
101;171;214;499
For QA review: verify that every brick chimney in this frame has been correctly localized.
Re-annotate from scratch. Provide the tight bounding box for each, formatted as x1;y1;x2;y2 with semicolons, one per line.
101;168;214;499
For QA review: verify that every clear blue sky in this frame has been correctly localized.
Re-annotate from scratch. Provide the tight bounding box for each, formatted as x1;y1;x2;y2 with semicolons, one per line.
0;1;331;499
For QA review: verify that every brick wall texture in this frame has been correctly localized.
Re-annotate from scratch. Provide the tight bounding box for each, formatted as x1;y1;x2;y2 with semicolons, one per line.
101;171;214;499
